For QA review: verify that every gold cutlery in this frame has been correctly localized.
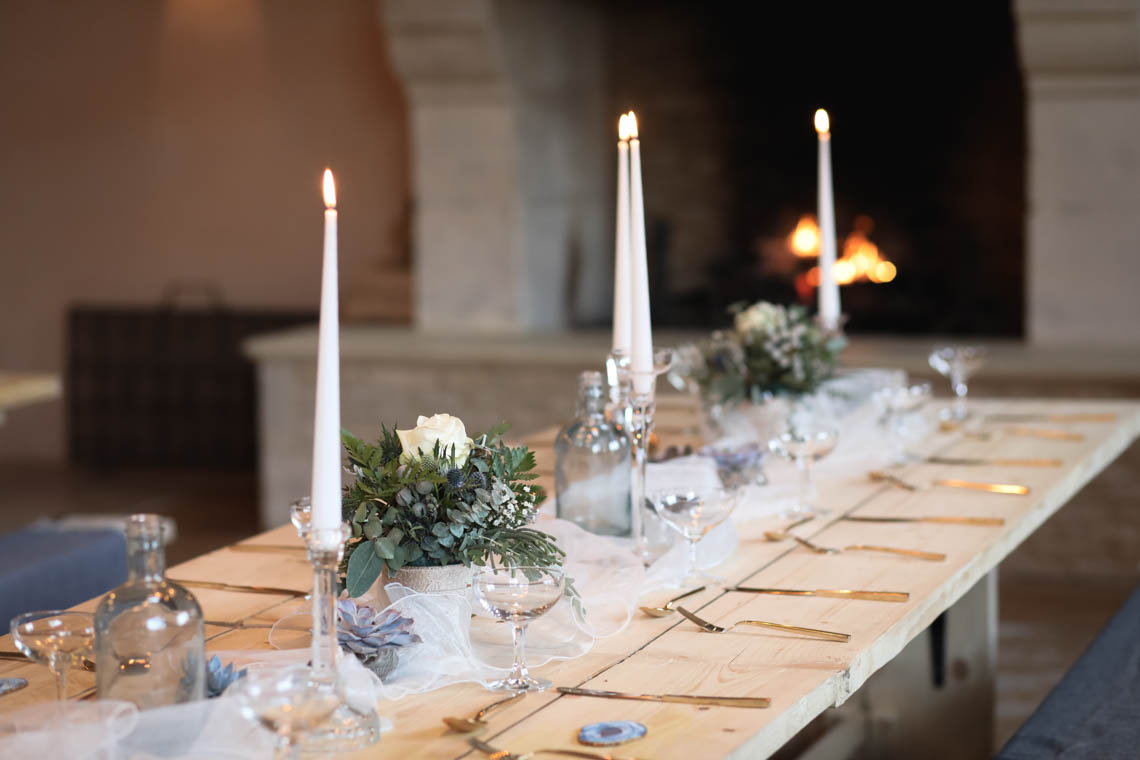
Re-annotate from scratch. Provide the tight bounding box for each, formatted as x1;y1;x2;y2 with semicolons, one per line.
0;652;96;672
935;478;1029;495
869;471;1029;496
557;685;771;709
639;585;706;617
984;413;1115;424
443;692;524;733
792;536;945;561
939;421;1086;442
844;515;1005;526
172;580;308;597
228;544;307;554
469;736;647;760
926;456;1062;468
730;587;909;602
676;606;850;642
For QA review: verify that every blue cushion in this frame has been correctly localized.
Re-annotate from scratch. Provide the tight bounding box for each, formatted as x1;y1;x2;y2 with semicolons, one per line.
0;528;127;633
995;583;1140;759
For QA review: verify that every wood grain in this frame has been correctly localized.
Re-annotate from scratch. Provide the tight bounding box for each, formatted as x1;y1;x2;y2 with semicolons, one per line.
1;398;1136;760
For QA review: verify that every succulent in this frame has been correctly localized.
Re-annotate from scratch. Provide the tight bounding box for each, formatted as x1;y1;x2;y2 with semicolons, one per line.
337;600;421;655
206;655;246;698
337;600;421;681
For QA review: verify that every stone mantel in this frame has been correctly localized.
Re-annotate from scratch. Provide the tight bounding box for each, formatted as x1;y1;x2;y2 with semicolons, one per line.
244;324;1140;528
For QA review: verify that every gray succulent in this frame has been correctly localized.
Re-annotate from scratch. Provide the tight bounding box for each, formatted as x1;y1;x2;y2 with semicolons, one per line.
336;600;421;680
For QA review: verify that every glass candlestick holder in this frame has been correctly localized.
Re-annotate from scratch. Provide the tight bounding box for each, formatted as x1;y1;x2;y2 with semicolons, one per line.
290;500;382;752
628;348;676;565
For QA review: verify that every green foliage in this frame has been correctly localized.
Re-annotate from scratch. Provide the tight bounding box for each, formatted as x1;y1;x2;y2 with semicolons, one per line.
339;422;561;598
674;301;846;407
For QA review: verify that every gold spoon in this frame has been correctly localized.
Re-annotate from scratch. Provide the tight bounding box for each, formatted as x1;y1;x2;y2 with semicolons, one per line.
442;692;525;733
638;585;706;618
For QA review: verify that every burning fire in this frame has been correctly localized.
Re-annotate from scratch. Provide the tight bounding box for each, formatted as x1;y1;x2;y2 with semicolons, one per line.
789;215;821;257
791;214;896;298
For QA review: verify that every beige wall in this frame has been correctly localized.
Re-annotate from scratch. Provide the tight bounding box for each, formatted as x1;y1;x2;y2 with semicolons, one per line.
0;0;409;461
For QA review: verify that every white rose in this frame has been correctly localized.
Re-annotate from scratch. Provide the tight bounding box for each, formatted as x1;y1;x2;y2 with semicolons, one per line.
396;413;474;467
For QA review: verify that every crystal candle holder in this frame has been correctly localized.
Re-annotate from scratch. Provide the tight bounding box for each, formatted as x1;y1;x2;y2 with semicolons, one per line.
290;500;381;751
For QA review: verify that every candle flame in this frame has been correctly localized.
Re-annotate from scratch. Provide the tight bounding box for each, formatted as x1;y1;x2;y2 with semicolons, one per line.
626;111;639;139
322;169;336;209
618;113;632;141
814;108;830;135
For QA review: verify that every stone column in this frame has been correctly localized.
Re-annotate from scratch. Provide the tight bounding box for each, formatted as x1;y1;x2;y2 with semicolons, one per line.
379;0;608;331
1015;0;1140;346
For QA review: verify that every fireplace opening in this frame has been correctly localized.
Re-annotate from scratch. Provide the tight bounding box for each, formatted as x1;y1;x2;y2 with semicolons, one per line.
604;1;1025;336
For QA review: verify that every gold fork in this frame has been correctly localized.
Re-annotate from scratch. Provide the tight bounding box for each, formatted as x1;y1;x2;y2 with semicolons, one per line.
676;606;850;642
792;535;946;561
469;736;645;760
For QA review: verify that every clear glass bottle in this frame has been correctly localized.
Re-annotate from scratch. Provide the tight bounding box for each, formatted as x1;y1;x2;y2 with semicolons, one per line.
95;514;206;707
555;370;633;536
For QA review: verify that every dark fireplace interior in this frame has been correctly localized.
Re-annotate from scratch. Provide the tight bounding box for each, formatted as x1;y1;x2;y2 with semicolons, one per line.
603;1;1025;336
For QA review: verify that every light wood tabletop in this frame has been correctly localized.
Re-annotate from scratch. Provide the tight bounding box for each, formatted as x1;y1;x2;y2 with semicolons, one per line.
0;372;61;413
1;398;1137;759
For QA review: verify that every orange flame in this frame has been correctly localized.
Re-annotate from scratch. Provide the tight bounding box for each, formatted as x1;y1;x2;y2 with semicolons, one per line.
322;169;336;209
626;111;639;139
792;214;897;287
789;215;821;258
618;113;632;141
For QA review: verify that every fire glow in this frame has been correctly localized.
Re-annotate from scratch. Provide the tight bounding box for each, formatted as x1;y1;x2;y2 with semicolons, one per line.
791;215;896;294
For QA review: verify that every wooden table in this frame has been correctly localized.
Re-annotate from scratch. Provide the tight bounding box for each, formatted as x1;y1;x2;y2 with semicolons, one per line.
1;398;1137;759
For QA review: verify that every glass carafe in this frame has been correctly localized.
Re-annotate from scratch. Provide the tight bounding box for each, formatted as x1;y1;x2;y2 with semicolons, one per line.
95;514;206;707
554;370;633;536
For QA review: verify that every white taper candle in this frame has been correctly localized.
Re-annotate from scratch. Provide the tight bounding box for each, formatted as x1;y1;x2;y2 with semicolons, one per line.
627;112;654;394
311;168;342;543
612;115;632;356
815;109;841;330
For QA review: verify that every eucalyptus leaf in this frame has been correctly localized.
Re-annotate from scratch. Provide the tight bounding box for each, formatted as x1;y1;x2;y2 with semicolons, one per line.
373;536;396;560
345;543;383;598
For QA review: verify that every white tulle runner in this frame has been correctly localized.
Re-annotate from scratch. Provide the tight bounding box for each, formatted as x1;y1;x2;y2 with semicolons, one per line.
0;370;912;756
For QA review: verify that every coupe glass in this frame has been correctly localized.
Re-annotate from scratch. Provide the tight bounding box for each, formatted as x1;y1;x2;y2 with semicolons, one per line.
11;610;95;700
650;488;741;586
233;666;343;759
928;345;986;421
472;566;565;693
874;382;933;464
768;426;839;517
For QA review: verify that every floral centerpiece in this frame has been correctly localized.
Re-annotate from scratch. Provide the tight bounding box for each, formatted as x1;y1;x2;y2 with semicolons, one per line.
339;413;564;598
673;301;846;407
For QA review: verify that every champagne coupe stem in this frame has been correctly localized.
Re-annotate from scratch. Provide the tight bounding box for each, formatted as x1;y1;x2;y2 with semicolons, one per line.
53;660;67;701
510;624;529;686
797;456;812;512
686;537;700;581
952;372;969;420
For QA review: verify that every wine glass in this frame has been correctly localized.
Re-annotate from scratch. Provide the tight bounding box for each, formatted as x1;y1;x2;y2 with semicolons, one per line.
471;566;565;693
10;610;95;700
874;382;933;464
928;345;986;421
650;488;741;586
233;666;343;759
768;426;839;517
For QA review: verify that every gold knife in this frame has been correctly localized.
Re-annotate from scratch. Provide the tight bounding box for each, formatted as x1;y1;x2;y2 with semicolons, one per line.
730;587;909;602
172;580;308;597
1005;427;1085;442
204;619;277;629
926;456;1062;467
844;515;1005;526
843;545;947;561
557;686;770;709
934;478;1029;495
984;413;1116;423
